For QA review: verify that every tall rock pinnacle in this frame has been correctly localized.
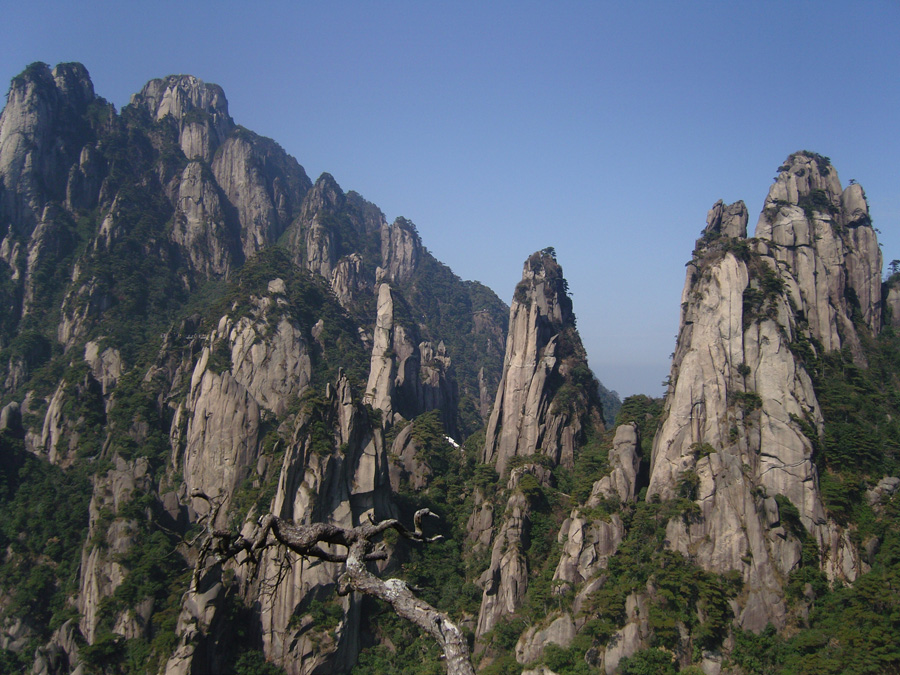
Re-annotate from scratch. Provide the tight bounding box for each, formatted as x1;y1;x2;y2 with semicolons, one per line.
482;249;603;477
648;152;878;630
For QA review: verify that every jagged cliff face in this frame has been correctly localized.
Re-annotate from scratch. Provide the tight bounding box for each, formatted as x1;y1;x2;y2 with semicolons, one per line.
0;62;511;675
648;152;879;630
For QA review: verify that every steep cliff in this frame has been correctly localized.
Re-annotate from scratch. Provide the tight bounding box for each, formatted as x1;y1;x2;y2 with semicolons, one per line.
648;152;879;631
482;249;603;478
473;250;605;644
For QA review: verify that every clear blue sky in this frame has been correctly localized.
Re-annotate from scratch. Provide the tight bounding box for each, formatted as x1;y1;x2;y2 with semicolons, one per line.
3;1;898;397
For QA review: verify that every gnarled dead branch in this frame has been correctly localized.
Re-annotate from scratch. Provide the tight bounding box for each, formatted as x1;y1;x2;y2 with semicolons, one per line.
189;491;475;675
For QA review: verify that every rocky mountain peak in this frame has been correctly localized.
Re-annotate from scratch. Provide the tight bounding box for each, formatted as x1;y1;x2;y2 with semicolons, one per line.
765;150;842;210
514;248;573;327
648;152;879;631
300;172;346;221
755;151;882;355
379;217;421;284
482;249;601;477
132;74;234;162
0;62;98;233
704;199;748;239
50;62;95;110
132;74;232;127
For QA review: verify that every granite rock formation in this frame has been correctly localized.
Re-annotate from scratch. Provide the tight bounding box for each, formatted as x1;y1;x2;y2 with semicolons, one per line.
648;152;877;630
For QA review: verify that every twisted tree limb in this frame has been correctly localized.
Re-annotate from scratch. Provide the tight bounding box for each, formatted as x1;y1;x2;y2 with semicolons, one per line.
189;491;475;675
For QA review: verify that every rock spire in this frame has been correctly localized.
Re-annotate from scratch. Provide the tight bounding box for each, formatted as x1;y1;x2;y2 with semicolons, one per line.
648;151;879;630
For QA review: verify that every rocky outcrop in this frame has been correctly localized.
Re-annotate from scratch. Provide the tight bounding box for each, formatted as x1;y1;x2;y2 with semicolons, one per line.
476;487;530;637
330;252;366;307
168;370;395;675
473;251;603;645
475;465;554;639
755;153;881;361
647;153;878;630
0;62;95;234
364;283;397;420
515;613;577;665
211;130;310;260
131;74;233;162
83;340;122;396
180;365;260;523
388;423;431;492
482;250;603;477
163;580;227;675
601;592;651;674
886;280;900;328
553;513;626;591
285;173;385;291
172;160;240;276
590;423;642;503
21;205;78;318
552;424;639;603
31;619;85;675
379;218;420;283
364;283;459;431
705;199;748;240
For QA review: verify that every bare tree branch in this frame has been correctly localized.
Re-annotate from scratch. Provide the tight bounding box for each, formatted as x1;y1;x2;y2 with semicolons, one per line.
188;493;474;675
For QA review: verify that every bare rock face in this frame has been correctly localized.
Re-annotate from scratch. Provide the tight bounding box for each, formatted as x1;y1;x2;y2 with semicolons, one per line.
131;74;233;162
754;152;881;362
211;131;310;260
551;425;639;606
226;299;313;416
601;593;651;674
515;613;577;665
21;205;78;318
388;423;431;492
35;370;104;466
331;253;366;308
31;619;85;675
172;160;239;277
553;513;625;591
285;173;385;290
163;581;226;675
178;288;313;521
364;283;397;420
0;62;95;234
84;340;122;396
590;423;642;503
648;153;879;631
168;370;395;675
474;252;603;643
705;199;748;239
885;279;900;328
379;218;421;283
476;487;531;637
364;283;459;431
467;489;496;552
482;250;603;477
